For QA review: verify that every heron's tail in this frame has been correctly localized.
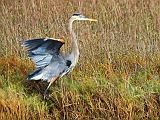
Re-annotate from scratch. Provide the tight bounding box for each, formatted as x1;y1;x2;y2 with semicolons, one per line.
27;68;43;80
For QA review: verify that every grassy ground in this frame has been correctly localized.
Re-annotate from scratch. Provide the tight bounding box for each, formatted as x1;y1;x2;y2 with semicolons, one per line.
0;0;160;119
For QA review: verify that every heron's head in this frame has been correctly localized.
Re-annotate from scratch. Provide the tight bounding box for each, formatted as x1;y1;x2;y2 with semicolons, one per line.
70;13;97;22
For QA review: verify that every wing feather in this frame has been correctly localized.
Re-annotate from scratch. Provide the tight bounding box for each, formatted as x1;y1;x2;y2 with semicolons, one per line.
22;38;64;68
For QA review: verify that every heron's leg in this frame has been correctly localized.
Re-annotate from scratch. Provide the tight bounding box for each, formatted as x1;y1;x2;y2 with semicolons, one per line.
44;77;59;99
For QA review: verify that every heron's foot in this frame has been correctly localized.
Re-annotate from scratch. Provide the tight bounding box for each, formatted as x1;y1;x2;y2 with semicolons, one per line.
43;91;51;100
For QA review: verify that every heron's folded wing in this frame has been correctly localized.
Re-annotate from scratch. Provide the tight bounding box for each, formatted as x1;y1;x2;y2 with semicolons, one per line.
22;38;65;68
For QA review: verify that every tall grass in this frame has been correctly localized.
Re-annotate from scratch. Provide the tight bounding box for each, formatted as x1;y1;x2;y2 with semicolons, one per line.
0;0;160;119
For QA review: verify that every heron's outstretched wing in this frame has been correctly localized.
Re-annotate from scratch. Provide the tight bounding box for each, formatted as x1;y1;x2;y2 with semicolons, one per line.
22;38;65;68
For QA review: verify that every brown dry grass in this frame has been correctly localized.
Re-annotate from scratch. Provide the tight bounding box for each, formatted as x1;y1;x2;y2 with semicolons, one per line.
0;0;160;119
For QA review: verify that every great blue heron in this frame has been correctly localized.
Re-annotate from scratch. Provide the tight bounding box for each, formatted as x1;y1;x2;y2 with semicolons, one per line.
22;13;97;98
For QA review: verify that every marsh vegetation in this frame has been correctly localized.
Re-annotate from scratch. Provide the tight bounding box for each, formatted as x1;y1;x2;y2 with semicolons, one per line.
0;0;160;119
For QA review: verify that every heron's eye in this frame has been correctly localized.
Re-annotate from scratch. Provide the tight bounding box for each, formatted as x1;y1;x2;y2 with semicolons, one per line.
79;15;85;18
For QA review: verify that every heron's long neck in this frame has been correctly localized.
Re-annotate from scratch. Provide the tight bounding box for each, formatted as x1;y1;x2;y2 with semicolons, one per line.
69;20;79;59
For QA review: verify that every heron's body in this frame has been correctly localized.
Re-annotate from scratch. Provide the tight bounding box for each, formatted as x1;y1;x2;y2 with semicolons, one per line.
22;13;97;97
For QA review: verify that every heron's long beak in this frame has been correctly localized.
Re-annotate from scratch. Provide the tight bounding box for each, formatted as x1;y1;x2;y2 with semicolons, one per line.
78;17;97;22
85;18;97;22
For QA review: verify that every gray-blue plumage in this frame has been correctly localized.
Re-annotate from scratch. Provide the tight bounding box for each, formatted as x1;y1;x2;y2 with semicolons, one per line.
22;38;70;81
22;13;97;98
